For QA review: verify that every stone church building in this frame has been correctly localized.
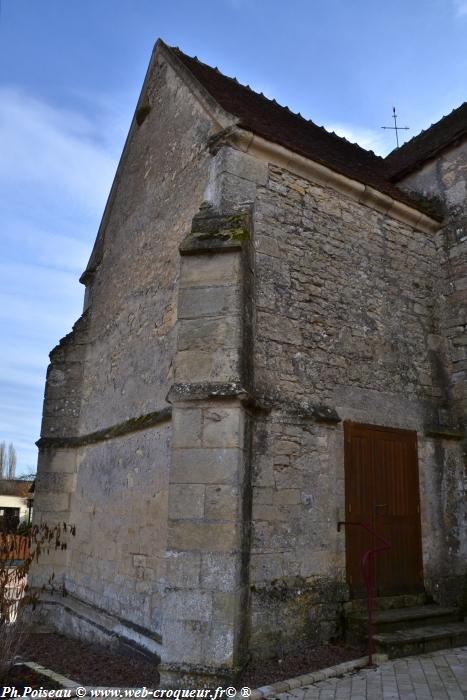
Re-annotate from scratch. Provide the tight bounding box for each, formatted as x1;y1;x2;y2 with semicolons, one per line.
34;40;467;685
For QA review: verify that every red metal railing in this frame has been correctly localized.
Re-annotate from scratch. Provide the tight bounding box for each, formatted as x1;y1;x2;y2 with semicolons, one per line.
337;520;391;667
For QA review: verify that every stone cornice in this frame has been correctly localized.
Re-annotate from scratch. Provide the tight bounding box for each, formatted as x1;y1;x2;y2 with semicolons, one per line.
214;128;441;234
167;382;341;423
424;425;464;440
179;210;250;255
36;407;172;450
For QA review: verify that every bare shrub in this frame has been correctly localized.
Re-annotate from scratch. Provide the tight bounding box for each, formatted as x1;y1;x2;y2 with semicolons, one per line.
0;523;75;680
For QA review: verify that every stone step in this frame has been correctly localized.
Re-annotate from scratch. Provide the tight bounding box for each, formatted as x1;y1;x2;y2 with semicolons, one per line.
343;593;427;614
373;622;467;659
347;604;460;636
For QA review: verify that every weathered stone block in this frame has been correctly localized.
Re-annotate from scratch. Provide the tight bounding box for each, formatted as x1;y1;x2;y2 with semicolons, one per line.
178;286;240;320
180;252;240;288
212;146;268;187
177;317;240;352
202;623;235;666
36;471;76;494
38;448;78;474
254;235;281;259
167;521;240;552
257;311;302;345
253;487;273;504
252;503;299;521
202;407;243;448
169;483;205;519
213;171;257;208
166;551;201;588
175;349;240;383
172;409;202;448
171;448;242;484
33;492;71;513
200;552;239;592
165;590;212;622
132;554;148;568
212;590;242;624
206;146;267;210
161;620;207;665
204;485;239;520
272;488;301;505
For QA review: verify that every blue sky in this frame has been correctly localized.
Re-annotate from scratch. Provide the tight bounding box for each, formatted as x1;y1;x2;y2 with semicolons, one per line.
1;0;467;475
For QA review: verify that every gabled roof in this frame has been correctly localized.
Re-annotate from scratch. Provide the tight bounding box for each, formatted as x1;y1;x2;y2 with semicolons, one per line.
170;45;439;219
0;479;34;498
385;102;467;180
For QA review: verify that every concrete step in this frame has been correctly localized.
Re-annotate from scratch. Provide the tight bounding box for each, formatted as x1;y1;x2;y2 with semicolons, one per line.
347;604;460;637
344;593;427;614
373;621;467;659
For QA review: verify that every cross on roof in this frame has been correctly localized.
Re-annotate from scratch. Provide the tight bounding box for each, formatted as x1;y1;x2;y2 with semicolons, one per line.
382;107;410;149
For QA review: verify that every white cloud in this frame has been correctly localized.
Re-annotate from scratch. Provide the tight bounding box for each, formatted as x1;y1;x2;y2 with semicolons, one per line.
0;87;126;474
453;0;467;16
2;223;91;273
0;87;119;218
323;122;393;156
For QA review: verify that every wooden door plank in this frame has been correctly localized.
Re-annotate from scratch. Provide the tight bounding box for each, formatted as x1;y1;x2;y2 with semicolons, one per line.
344;422;423;597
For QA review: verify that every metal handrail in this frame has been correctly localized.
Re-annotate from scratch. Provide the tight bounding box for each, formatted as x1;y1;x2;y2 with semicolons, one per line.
337;520;391;667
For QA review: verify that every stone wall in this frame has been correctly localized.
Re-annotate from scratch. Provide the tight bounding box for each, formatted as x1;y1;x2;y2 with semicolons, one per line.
33;45;467;680
248;162;467;656
65;423;170;637
396;141;467;606
79;53;218;431
398;140;467;430
33;47;223;647
253;166;443;407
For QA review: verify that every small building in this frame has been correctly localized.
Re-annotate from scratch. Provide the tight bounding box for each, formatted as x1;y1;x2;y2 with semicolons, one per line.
33;40;467;687
0;479;34;531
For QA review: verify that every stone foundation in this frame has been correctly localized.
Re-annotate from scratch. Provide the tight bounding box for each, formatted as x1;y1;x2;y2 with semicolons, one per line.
33;594;162;661
249;577;349;660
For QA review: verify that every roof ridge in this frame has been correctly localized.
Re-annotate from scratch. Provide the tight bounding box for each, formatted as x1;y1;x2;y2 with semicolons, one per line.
171;46;383;162
387;102;467;156
169;44;440;220
384;101;467;177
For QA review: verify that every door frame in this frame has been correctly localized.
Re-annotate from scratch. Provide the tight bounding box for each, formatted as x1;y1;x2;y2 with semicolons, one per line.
344;421;424;597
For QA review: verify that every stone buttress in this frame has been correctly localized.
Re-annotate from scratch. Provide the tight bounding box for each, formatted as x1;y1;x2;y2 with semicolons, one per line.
34;313;89;587
160;210;254;687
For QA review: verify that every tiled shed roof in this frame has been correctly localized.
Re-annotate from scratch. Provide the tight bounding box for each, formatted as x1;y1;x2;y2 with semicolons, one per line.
0;479;34;498
384;102;467;180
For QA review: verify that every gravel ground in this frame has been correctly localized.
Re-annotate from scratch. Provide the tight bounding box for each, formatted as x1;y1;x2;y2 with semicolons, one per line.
18;632;160;688
2;664;57;690
240;642;366;689
11;632;364;690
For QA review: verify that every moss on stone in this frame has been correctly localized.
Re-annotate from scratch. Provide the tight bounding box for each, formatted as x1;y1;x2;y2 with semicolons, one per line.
405;190;446;221
135;103;151;126
36;407;172;450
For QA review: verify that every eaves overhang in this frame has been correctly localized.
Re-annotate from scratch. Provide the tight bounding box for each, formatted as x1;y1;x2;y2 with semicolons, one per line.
214;127;441;234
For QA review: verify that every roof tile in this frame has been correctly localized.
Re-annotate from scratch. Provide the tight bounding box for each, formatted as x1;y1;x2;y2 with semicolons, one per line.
0;480;34;498
172;47;439;219
384;102;467;179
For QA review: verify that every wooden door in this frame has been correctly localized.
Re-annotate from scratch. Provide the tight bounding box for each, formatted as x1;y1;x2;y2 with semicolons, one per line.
344;422;423;597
